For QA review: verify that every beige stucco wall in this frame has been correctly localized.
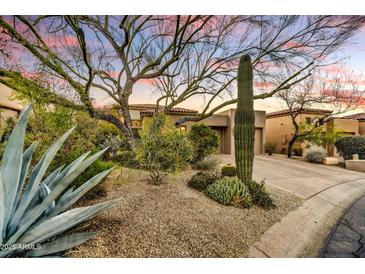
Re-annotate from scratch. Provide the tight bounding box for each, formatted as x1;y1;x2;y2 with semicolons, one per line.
359;121;365;135
265;113;328;153
0;83;22;127
217;109;266;155
330;118;359;135
266;113;361;155
140;108;266;155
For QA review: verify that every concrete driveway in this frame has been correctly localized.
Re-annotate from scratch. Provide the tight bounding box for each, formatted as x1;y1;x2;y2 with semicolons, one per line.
218;154;365;199
218;154;365;257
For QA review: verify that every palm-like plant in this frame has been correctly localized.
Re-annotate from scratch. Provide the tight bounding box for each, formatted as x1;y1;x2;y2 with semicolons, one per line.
0;105;118;257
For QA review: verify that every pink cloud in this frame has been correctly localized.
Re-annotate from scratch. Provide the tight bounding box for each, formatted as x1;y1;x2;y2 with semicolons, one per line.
44;35;79;48
138;78;156;85
254;81;274;88
322;65;343;74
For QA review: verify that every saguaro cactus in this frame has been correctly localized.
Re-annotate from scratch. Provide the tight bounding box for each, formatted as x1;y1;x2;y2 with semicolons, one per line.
234;54;255;183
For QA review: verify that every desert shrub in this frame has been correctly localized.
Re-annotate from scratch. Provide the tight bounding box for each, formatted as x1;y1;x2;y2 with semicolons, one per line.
95;121;126;160
206;177;252;208
73;159;116;199
0;117;15;160
115;150;140;168
247;180;275;209
194;156;220;171
292;147;303;156
305;145;327;163
24;107;98;170
136;113;193;184
335;136;365;160
221;165;236;177
187;171;219;191
264;142;276;155
188;124;220;163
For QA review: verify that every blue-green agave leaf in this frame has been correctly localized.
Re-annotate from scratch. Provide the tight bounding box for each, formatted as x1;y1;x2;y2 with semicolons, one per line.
10;142;38;216
9;126;76;231
18;199;117;245
1;104;31;239
42;165;64;187
24;232;96;257
0;172;5;245
7;148;108;244
47;151;90;190
50;167;114;217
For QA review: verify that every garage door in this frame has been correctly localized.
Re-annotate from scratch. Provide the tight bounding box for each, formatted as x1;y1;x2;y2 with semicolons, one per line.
254;128;263;154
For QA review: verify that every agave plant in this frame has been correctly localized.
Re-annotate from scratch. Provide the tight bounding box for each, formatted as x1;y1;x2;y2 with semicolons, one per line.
0;105;118;257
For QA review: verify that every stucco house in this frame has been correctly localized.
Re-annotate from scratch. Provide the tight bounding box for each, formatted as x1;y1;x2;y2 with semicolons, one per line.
265;108;363;155
0;82;23;127
127;104;266;155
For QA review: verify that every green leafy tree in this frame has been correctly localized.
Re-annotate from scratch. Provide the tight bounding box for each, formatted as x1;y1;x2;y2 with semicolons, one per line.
136;113;193;184
297;123;345;156
188;124;219;163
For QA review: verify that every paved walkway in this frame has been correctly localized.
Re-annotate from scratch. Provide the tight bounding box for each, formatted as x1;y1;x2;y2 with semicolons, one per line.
322;195;365;258
219;154;364;199
217;154;365;257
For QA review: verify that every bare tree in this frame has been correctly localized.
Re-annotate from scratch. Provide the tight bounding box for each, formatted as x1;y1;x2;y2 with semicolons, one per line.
0;15;221;147
0;15;364;148
152;16;365;125
277;68;363;158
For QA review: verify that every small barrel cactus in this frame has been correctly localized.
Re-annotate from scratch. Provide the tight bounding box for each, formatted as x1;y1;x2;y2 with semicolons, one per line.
234;54;255;183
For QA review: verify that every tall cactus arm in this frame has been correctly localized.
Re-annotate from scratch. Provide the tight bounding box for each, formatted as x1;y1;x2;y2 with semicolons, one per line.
234;54;255;183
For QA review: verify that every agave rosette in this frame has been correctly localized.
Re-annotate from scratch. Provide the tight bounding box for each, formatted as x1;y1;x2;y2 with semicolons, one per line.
0;105;118;257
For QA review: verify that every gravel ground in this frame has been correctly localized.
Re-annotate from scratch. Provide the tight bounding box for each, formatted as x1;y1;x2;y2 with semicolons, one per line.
68;167;302;258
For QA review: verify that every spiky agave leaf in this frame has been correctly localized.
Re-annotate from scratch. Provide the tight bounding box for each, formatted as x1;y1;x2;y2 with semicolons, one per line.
24;232;97;257
0;105;118;257
1;105;31;240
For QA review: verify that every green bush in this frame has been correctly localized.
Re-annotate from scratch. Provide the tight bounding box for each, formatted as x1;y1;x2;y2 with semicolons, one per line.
24;107;97;170
264;142;276;155
95;121;126;160
221;165;236;177
206;177;252;208
115;150;140;168
73;160;116;199
187;171;219;191
194;157;219;171
247;180;275;209
188;124;219;163
136;113;193;184
0;117;15;160
335;136;365;160
305;145;327;163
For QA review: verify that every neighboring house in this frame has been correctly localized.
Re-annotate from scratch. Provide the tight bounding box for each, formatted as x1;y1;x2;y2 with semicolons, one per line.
341;113;365;135
265;108;362;155
0;83;23;127
125;104;266;155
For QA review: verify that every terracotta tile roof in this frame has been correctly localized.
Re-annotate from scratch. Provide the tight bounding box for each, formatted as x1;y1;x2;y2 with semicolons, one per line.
342;112;365;121
129;104;198;115
266;108;332;118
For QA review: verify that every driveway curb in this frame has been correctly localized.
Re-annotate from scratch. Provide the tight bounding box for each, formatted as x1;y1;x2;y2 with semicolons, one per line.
248;178;365;258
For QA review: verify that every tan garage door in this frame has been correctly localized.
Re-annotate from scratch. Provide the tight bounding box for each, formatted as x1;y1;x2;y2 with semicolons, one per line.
254;128;263;154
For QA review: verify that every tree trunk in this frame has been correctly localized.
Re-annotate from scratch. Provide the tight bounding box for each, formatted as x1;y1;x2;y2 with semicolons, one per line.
94;111;135;150
287;132;298;158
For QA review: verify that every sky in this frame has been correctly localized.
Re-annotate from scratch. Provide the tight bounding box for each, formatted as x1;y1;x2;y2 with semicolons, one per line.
2;16;365;116
89;22;365;116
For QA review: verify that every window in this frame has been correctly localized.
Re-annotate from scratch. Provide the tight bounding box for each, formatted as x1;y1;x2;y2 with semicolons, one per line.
179;125;187;133
305;117;312;124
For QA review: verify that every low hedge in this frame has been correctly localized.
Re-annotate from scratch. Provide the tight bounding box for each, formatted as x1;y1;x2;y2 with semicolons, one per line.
335;136;365;160
188;171;218;191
